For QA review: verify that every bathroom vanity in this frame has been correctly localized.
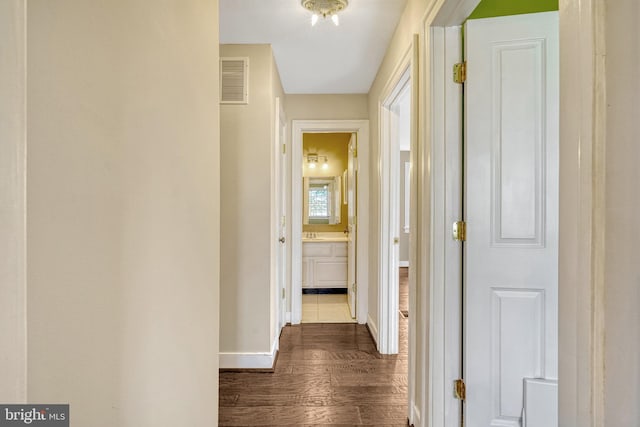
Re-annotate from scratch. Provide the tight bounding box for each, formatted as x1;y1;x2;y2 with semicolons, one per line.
302;233;348;289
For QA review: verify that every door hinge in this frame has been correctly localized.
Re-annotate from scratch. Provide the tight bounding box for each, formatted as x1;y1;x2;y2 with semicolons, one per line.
454;379;466;400
282;143;286;154
453;62;467;84
352;283;357;293
351;146;358;158
452;220;466;241
282;288;285;299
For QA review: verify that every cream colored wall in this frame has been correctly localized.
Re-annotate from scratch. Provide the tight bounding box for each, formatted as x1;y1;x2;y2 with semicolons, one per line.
604;0;640;424
285;94;368;121
220;44;277;354
27;1;220;426
0;0;26;404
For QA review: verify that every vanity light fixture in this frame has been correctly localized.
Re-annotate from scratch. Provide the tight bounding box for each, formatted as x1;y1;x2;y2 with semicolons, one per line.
307;153;318;169
306;153;329;170
301;0;348;26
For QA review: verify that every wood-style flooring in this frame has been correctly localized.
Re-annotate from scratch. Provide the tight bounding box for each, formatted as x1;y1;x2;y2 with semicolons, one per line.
219;269;410;426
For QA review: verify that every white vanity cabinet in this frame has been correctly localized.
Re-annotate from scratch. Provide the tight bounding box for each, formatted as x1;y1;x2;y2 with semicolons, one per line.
302;241;347;288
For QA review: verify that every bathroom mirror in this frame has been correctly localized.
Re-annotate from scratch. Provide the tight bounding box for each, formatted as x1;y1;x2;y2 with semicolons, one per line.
303;176;341;225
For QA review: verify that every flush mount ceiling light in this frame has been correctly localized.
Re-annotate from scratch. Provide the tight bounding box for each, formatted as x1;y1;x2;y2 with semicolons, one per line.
301;0;348;26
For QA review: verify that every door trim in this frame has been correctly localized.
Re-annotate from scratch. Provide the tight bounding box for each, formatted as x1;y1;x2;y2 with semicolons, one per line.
273;97;287;338
291;120;369;325
426;24;463;427
378;50;411;355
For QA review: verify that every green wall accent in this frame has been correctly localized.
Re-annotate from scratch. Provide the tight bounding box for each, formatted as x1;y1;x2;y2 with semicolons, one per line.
468;0;558;19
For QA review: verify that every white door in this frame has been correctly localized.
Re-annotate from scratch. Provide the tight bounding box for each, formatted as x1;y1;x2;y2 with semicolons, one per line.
347;133;357;318
276;99;287;330
464;12;558;427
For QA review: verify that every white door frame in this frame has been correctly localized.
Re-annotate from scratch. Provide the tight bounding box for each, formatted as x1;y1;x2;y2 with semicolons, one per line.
274;97;287;334
378;51;412;356
421;0;606;426
425;23;464;427
290;120;369;325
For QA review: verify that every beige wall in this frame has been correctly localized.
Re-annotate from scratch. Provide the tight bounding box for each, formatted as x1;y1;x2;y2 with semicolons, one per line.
220;44;281;355
604;0;640;424
285;94;368;122
0;0;27;404
27;1;220;426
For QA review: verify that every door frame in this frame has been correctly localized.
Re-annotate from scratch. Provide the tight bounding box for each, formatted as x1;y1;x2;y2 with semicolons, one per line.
378;52;411;356
273;97;287;334
426;23;464;427
290;120;369;325
422;0;606;426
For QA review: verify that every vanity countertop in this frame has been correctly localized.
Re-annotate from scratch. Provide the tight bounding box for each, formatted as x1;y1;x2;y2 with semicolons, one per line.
302;232;348;243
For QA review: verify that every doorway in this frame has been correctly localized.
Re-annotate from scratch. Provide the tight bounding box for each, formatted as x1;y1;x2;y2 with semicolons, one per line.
290;120;369;325
427;7;560;427
378;53;413;356
300;132;355;323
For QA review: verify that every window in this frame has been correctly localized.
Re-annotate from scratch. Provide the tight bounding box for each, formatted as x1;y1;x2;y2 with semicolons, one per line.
308;184;330;220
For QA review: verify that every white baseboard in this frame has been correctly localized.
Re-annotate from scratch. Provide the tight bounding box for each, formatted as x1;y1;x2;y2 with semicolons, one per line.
286;312;291;323
399;261;409;267
367;314;379;347
219;338;278;370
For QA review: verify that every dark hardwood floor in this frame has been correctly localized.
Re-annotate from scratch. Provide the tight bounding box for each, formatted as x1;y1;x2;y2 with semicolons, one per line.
219;270;409;426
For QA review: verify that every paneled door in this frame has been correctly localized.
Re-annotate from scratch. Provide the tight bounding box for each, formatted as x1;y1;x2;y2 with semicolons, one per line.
347;133;357;319
464;12;559;427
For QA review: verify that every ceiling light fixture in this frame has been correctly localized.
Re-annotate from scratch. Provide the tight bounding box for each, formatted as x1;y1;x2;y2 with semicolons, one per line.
301;0;348;26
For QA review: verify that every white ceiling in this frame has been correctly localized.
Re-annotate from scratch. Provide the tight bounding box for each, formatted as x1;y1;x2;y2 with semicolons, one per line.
219;0;408;94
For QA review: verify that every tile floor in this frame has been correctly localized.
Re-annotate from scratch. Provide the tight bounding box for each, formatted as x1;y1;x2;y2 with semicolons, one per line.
301;293;356;323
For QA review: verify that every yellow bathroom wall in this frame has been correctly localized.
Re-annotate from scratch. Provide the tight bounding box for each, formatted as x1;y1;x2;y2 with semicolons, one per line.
303;132;350;232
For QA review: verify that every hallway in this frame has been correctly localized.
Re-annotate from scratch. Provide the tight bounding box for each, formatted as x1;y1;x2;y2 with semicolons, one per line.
219;271;409;426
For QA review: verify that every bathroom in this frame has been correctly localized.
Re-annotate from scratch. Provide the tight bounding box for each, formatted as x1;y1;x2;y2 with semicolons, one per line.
301;132;356;323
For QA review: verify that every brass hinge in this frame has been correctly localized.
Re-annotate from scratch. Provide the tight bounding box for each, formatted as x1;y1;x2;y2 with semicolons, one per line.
454;379;466;400
352;282;357;293
282;143;286;154
351;145;358;158
453;62;467;84
452;221;466;241
282;288;285;299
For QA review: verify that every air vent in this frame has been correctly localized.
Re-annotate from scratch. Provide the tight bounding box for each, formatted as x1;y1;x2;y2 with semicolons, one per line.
220;57;249;104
